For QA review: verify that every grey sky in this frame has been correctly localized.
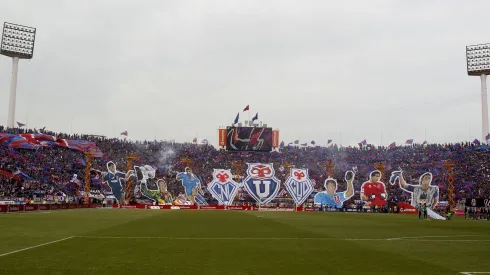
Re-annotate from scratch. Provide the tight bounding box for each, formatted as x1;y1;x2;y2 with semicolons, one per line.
0;0;489;147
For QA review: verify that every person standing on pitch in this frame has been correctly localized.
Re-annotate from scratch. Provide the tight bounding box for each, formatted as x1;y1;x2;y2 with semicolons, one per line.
423;203;428;219
418;203;423;219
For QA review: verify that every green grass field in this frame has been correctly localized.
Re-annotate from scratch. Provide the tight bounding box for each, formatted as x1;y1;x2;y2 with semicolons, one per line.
1;209;489;275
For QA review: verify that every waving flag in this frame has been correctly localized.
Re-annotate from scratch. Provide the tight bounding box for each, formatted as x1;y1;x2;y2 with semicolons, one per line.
252;113;258;121
389;142;396;148
17;122;26;127
234;113;239;124
243;105;249;112
327;139;332;144
311;140;316;145
280;141;285;148
486;133;490;141
405;139;414;145
361;139;367;145
13;170;32;180
473;139;480;145
120;131;128;136
1;133;103;157
294;140;299;144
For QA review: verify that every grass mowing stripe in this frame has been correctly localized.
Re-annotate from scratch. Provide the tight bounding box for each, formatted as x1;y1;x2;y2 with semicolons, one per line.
0;236;74;257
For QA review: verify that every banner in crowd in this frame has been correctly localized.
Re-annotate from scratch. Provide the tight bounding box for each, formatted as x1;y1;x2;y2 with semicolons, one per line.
284;168;314;206
0;133;103;157
207;169;239;205
243;163;280;204
314;170;355;207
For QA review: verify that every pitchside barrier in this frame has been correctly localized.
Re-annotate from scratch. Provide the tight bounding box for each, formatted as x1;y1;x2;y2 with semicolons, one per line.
1;203;422;214
0;204;102;213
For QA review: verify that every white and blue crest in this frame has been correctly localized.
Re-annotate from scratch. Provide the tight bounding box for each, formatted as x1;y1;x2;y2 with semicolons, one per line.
243;163;280;205
284;168;314;205
207;169;239;205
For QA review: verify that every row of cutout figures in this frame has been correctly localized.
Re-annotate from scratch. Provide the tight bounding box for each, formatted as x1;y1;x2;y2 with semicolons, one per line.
88;162;439;209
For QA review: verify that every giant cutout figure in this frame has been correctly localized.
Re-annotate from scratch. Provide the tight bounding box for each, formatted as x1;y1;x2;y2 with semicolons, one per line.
390;171;439;209
176;167;207;205
314;170;355;207
133;165;173;205
92;161;132;204
360;170;387;206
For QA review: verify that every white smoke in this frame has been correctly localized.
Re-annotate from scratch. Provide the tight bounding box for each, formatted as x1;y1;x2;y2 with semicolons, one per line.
157;147;176;173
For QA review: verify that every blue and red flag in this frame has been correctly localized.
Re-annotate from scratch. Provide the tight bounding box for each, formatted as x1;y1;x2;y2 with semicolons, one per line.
405;139;414;145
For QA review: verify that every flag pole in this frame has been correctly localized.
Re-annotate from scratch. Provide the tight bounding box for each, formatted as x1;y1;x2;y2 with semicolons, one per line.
248;108;250;126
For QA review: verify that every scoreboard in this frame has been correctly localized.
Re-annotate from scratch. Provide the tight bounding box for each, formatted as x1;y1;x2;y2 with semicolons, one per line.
222;127;274;152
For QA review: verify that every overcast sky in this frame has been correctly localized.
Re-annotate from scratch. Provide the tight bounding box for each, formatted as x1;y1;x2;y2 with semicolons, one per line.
0;0;489;147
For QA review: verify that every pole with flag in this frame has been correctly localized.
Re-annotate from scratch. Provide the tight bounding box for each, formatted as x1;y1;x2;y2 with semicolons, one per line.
234;112;239;125
243;105;250;126
252;113;258;123
121;131;128;136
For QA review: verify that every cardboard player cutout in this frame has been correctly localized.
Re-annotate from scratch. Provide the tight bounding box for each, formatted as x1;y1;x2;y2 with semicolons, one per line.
176;167;207;205
314;170;355;207
390;170;439;209
360;170;387;206
207;169;240;205
93;161;130;204
243;163;280;205
134;165;173;205
284;168;315;206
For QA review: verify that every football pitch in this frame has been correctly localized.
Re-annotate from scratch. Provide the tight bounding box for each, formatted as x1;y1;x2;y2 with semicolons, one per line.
1;209;490;275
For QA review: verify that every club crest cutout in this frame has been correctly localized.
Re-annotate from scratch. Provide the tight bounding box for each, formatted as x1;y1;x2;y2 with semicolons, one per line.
207;169;239;205
243;163;280;204
284;168;314;205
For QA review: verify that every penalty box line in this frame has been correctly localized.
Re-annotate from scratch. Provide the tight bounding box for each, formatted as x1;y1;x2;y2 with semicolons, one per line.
0;236;75;258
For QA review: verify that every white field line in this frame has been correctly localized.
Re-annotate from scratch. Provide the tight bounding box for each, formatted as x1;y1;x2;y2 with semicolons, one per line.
0;236;74;257
74;235;489;241
460;273;490;275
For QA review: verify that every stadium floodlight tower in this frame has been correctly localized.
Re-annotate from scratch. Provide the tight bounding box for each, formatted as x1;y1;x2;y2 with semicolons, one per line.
0;22;36;128
466;43;490;143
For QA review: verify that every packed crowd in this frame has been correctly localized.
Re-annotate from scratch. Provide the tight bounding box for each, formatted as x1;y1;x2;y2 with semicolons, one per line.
0;126;489;205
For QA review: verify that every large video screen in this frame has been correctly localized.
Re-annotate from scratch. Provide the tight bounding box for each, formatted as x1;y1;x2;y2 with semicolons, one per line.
226;127;273;152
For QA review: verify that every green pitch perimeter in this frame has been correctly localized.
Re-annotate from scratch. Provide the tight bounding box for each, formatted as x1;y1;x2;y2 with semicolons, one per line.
1;209;489;275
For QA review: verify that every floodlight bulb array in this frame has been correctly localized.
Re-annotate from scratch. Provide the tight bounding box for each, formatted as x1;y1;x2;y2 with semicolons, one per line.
1;22;36;58
467;44;490;73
